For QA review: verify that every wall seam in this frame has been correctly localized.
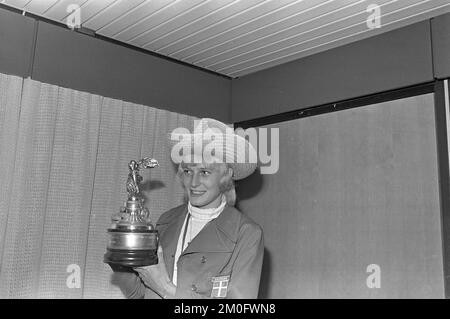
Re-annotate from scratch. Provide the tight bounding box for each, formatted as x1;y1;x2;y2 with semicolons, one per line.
430;18;436;79
81;95;104;299
28;20;39;79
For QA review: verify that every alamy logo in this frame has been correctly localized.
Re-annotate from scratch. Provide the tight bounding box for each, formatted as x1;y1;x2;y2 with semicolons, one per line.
366;264;381;288
366;4;381;29
170;120;279;175
66;4;81;30
66;264;81;289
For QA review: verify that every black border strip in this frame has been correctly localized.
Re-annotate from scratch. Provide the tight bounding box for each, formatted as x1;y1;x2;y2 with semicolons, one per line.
435;80;450;299
0;3;231;80
234;82;435;129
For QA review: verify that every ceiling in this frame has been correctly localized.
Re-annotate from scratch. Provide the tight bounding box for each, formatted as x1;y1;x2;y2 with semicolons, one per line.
3;0;450;78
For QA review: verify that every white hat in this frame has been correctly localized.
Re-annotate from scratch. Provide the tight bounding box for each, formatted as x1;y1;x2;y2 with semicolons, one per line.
169;118;257;180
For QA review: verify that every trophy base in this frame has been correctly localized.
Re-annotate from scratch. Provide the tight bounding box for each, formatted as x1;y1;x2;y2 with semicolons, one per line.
104;248;158;268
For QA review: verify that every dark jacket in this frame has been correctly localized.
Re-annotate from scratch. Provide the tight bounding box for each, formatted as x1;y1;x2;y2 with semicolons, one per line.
113;204;264;299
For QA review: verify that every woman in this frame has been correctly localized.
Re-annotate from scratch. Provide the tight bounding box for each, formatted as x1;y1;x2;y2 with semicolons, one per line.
113;118;263;299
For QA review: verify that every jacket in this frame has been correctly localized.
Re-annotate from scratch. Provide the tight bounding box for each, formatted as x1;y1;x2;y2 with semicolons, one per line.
115;203;264;299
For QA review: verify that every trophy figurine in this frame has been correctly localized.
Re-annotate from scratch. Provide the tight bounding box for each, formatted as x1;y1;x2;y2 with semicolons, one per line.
104;157;159;268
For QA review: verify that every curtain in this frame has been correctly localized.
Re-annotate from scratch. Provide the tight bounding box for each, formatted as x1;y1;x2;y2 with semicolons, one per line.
0;74;196;298
0;73;24;296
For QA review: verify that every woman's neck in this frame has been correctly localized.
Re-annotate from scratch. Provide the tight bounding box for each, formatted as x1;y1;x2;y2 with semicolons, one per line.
188;195;226;221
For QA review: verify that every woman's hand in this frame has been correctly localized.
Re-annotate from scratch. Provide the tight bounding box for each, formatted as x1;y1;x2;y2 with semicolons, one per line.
134;246;176;299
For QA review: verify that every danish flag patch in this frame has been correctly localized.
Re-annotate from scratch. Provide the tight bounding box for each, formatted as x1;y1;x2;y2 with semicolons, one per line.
210;275;230;298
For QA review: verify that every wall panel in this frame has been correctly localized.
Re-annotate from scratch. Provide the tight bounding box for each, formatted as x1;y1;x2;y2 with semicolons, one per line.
237;93;444;298
32;21;230;121
231;21;434;123
0;8;35;77
432;13;450;79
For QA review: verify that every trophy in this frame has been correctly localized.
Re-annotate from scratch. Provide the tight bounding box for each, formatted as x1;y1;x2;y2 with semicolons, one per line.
104;157;159;268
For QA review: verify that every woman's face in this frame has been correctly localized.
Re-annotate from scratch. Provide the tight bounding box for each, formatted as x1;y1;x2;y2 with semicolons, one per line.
180;162;227;209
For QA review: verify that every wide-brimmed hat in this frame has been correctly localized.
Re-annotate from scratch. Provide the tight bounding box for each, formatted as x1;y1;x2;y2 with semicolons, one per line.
169;118;257;180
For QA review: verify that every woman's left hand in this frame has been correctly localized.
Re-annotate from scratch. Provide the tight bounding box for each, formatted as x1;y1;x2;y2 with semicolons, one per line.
134;246;176;298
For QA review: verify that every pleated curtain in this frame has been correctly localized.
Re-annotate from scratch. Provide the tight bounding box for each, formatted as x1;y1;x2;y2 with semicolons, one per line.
0;73;196;298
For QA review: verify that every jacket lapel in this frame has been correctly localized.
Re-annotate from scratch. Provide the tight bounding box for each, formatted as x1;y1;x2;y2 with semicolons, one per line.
158;205;188;281
181;205;241;255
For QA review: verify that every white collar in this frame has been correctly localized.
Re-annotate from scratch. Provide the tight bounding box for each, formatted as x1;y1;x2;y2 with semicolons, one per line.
188;195;226;221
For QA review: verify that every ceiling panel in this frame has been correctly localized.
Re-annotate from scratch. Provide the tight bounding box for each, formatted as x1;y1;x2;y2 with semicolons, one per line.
166;0;335;60
205;0;410;70
4;0;32;8
83;0;146;30
76;0;118;24
22;0;59;15
189;0;372;67
113;0;205;43
44;0;88;21
224;0;450;76
96;0;174;37
3;0;450;78
130;0;237;48
141;0;251;51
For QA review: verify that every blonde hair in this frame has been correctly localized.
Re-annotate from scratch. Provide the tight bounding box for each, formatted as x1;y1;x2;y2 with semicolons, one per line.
177;162;236;206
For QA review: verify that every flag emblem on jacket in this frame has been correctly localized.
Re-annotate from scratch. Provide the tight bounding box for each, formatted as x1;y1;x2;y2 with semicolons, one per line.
211;275;230;298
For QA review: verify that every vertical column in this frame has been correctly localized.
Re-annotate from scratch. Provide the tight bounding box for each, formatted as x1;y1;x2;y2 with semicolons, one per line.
434;80;450;298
